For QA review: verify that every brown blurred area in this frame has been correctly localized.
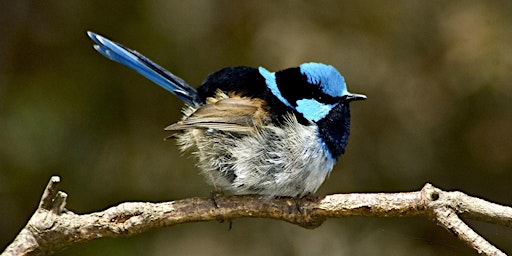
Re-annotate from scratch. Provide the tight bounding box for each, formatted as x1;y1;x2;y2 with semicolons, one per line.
1;1;511;255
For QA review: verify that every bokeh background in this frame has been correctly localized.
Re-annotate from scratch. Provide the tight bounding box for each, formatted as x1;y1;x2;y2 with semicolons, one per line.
1;1;511;255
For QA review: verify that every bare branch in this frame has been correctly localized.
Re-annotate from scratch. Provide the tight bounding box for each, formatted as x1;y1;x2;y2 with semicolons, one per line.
2;177;511;256
433;206;504;256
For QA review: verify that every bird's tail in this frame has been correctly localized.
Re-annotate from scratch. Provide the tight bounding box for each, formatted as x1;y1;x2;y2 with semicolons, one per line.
87;31;200;106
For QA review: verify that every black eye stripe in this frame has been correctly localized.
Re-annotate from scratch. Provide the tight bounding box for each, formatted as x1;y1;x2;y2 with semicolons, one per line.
275;68;338;106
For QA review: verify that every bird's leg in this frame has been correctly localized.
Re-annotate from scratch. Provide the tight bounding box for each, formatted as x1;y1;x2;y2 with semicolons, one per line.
294;193;320;214
210;190;233;229
210;189;224;208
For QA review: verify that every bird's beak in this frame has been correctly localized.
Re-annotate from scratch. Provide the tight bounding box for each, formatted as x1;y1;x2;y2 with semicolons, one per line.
345;93;367;102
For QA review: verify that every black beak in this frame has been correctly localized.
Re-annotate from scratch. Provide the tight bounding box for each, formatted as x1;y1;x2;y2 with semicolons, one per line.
345;93;367;102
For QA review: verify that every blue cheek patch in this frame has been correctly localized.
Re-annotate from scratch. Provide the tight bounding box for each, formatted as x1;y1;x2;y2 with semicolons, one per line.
296;99;337;122
299;63;348;97
258;67;293;108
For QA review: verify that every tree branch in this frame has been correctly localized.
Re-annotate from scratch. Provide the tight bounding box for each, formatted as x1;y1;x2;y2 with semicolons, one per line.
2;176;510;256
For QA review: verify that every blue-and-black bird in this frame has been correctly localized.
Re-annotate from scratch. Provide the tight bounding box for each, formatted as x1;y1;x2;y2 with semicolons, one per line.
87;31;366;197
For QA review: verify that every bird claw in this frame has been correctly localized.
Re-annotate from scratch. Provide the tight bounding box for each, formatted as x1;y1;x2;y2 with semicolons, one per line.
210;190;224;208
294;193;319;214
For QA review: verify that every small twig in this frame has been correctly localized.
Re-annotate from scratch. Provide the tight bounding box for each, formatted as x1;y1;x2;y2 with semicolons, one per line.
38;176;61;211
421;184;507;256
433;206;505;256
2;176;511;256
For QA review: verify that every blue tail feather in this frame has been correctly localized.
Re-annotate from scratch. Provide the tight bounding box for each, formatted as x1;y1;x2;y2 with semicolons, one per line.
87;31;199;106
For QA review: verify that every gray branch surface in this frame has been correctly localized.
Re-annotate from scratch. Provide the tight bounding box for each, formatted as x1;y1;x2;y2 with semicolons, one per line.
2;176;511;256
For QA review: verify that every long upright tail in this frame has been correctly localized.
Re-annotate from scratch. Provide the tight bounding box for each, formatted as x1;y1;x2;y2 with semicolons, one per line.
87;31;200;106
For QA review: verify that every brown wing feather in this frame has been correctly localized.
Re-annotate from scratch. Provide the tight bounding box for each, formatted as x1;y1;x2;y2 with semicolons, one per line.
165;95;270;134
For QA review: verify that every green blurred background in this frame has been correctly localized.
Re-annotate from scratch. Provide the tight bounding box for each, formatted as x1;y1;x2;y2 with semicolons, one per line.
1;1;511;255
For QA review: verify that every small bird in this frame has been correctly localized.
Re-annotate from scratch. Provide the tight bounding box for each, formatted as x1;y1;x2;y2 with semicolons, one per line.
87;31;366;198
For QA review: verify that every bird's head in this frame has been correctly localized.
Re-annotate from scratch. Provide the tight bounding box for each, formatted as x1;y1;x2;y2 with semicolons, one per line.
259;62;366;123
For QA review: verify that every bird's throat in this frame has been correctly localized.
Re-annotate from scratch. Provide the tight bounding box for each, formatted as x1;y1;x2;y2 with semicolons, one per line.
316;103;351;159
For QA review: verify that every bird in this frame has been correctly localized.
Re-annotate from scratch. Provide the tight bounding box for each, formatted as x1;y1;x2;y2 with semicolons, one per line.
87;31;366;198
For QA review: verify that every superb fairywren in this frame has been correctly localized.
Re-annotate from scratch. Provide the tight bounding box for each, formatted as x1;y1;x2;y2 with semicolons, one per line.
87;31;366;197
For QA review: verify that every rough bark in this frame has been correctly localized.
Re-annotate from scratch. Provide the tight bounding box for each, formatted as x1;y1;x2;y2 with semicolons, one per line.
2;176;510;256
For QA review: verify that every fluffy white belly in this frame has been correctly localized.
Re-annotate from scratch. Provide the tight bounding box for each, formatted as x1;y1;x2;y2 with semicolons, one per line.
176;115;336;197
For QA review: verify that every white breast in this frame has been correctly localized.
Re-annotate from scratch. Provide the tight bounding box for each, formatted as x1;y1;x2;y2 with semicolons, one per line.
228;116;336;197
175;113;336;198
